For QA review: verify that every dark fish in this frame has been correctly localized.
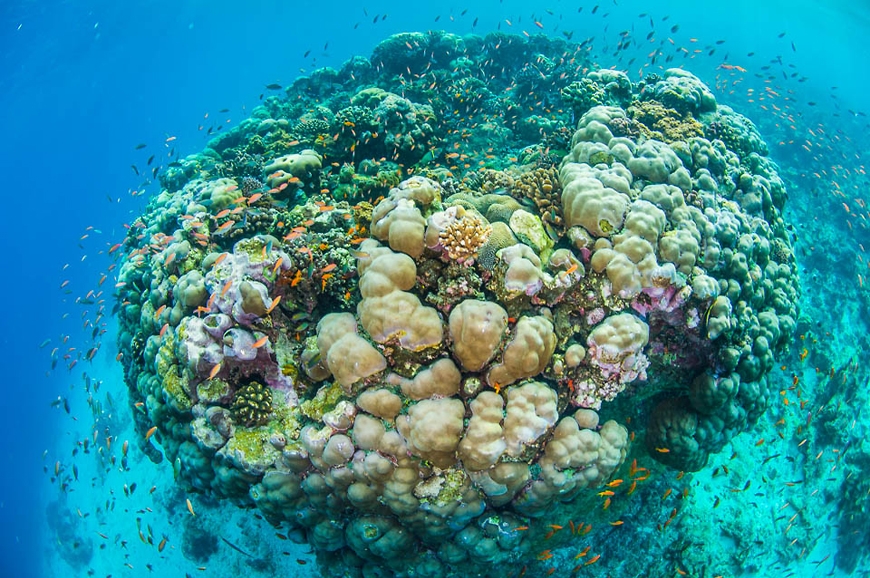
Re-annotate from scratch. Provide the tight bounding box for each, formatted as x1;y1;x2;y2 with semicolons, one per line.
373;14;378;23
134;143;147;150
146;155;155;166
221;537;253;558
715;39;725;44
434;15;440;21
473;17;478;27
304;50;311;57
791;41;796;51
131;165;139;176
461;8;467;15
592;5;599;14
219;108;230;113
265;83;282;90
778;31;786;38
353;22;359;29
670;24;679;33
152;167;159;179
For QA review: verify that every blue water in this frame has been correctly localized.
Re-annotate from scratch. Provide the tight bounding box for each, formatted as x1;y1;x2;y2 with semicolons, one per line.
1;1;867;576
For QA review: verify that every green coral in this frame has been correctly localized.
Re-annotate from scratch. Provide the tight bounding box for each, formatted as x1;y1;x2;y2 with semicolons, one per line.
161;364;192;410
225;426;281;468
234;236;273;263
414;467;468;507
300;381;346;421
231;382;273;427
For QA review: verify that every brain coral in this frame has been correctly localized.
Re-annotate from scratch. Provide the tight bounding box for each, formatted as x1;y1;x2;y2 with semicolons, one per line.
114;32;799;578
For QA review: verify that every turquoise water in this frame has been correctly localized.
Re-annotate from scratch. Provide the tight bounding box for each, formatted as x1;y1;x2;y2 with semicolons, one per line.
1;1;868;577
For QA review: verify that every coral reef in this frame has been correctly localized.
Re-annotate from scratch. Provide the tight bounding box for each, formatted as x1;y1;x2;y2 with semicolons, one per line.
114;33;799;578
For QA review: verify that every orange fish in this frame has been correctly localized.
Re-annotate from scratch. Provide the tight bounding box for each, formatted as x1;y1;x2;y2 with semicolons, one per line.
144;426;158;441
215;209;231;219
209;362;222;379
247;193;263;205
585;554;601;566
186;498;196;517
321;263;337;273
220;280;233;297
272;258;284;274
574;546;592;559
321;273;334;291
266;296;281;314
252;336;269;348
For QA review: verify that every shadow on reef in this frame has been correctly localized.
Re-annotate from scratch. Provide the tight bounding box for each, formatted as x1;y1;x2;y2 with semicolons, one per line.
112;29;801;577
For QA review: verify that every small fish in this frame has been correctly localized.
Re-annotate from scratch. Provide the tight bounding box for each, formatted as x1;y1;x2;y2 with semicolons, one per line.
144;426;158;441
135;143;147;150
252;336;269;349
186;498;196;517
265;83;282;90
209;363;222;379
266;296;282;314
272;258;284;274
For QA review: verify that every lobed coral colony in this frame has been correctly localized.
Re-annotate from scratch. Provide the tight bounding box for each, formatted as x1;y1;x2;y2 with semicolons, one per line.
115;31;799;576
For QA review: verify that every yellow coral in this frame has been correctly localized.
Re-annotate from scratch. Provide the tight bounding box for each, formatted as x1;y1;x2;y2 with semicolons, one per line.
439;209;492;262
